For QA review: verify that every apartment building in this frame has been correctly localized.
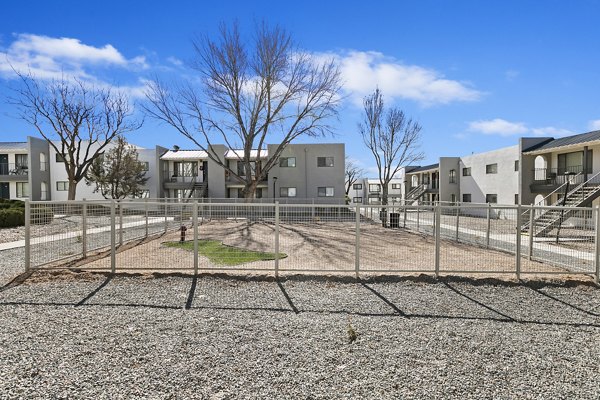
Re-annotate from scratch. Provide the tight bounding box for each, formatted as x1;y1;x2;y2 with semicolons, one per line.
160;143;345;202
1;136;345;203
348;176;406;205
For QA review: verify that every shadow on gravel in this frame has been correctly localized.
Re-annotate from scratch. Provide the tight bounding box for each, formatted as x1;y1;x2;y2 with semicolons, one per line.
0;272;599;328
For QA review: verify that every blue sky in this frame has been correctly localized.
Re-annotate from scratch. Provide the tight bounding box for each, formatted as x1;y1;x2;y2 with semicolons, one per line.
1;0;600;176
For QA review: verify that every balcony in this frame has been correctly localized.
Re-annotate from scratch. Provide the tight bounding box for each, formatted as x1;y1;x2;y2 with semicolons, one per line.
163;170;200;190
0;163;28;179
531;166;587;192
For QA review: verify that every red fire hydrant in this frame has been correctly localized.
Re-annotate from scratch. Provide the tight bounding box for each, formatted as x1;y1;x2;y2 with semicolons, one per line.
180;225;188;243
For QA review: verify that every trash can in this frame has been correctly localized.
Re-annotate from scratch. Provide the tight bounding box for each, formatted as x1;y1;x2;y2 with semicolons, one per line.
389;213;400;228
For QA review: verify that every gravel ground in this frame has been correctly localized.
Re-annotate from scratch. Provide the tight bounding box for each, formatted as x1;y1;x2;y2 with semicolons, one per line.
0;273;599;399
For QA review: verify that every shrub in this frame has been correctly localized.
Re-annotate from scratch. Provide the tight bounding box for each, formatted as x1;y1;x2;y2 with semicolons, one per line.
31;206;54;225
0;208;25;228
0;199;24;209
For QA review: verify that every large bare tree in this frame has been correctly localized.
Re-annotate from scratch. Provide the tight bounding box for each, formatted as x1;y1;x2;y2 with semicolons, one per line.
143;22;342;199
345;156;365;197
9;74;140;199
359;89;424;225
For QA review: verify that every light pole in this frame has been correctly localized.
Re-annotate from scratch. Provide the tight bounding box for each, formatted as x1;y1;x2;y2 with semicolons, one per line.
273;176;278;199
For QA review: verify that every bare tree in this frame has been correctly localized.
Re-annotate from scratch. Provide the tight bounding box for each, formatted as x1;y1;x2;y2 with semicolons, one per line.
143;22;342;199
9;73;140;200
359;89;424;225
345;156;365;197
86;136;149;199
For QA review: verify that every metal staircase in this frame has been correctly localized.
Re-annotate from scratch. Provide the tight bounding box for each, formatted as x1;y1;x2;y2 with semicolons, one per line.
522;171;600;237
185;177;208;201
405;184;426;204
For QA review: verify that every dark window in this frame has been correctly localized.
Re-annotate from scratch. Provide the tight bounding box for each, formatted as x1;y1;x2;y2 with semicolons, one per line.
449;169;456;183
279;157;296;167
237;161;256;176
514;194;519;204
55;153;65;163
56;181;68;191
486;194;498;204
462;194;471;203
514;160;519;172
318;187;334;197
353;183;362;190
391;183;401;189
353;197;363;203
280;187;297;197
462;167;471;176
486;164;498;174
369;184;380;192
317;157;334;167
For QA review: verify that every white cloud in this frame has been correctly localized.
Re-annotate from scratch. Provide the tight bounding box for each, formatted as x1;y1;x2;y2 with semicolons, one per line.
468;118;528;136
468;118;573;138
166;56;183;67
588;119;600;131
0;33;149;98
318;50;482;107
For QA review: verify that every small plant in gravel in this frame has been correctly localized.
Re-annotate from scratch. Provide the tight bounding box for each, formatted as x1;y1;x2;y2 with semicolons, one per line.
347;321;358;344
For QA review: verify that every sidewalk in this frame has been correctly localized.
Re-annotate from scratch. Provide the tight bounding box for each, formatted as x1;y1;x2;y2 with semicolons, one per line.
0;217;169;251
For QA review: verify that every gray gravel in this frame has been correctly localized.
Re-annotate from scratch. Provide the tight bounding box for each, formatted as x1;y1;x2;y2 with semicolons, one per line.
1;273;600;399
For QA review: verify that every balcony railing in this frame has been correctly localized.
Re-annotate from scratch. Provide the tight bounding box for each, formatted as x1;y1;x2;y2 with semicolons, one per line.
532;166;587;186
0;163;28;176
163;170;198;184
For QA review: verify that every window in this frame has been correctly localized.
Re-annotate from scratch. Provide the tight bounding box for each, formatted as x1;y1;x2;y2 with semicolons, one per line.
514;160;519;172
449;169;456;183
450;194;456;204
40;182;48;201
486;194;498;204
40;153;47;171
140;161;149;171
280;187;297;197
353;197;363;203
462;194;472;203
236;161;256;177
353;183;363;190
318;187;334;197
391;183;401;189
462;167;471;176
15;154;28;168
55;153;65;163
279;157;296;167
369;184;380;193
56;181;68;191
317;157;334;167
486;164;498;174
16;182;29;198
557;151;591;174
514;194;519;205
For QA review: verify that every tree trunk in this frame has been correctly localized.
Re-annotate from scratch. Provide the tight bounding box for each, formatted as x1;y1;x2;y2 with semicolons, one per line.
68;180;77;200
381;184;389;227
243;180;259;202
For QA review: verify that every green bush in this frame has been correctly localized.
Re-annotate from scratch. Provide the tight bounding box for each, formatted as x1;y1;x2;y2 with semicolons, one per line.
0;208;25;228
0;199;24;209
31;206;54;225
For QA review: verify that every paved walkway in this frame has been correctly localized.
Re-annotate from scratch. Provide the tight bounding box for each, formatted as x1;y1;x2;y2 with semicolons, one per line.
0;218;169;251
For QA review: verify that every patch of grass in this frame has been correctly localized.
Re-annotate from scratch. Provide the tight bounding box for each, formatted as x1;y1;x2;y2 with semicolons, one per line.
164;239;287;266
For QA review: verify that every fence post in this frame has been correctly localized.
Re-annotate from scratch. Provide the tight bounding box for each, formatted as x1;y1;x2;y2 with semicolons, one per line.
24;200;30;273
403;205;407;228
311;198;315;220
486;203;491;248
110;200;116;273
528;204;534;260
82;201;87;258
164;202;168;233
434;203;441;278
416;205;420;231
144;198;149;238
455;205;460;241
515;204;522;280
355;205;360;278
118;200;123;247
193;201;199;275
594;205;600;284
275;201;280;278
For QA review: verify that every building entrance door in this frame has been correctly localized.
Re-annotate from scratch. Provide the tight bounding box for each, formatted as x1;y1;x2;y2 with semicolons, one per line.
0;183;9;199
